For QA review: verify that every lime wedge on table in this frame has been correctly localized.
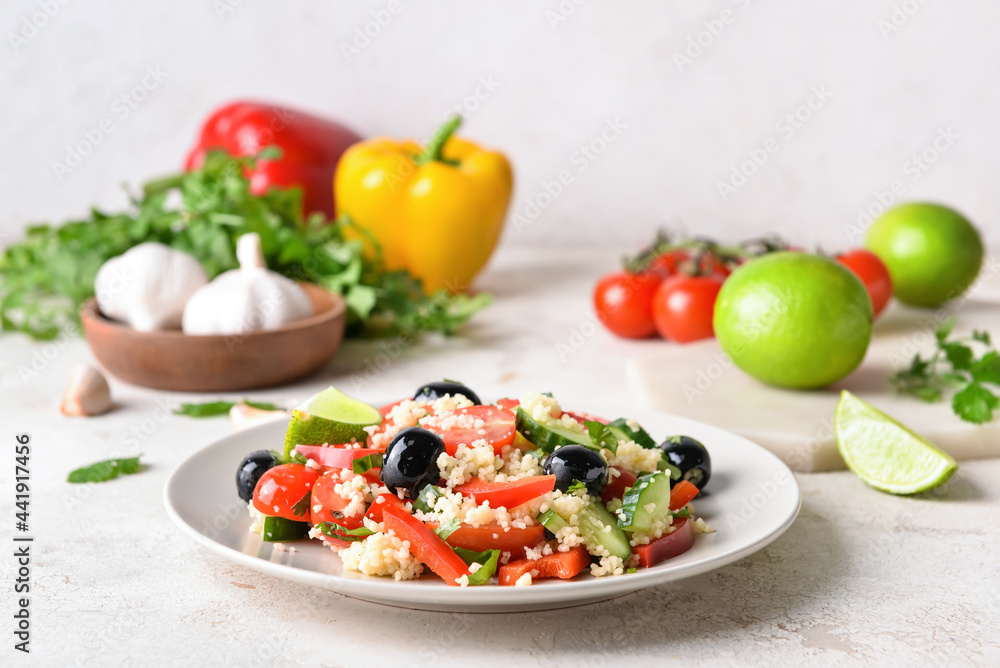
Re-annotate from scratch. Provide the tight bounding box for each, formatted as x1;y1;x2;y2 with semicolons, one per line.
283;387;381;459
834;390;957;494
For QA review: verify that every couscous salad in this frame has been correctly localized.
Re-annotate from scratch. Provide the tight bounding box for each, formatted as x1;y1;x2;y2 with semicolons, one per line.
235;382;714;587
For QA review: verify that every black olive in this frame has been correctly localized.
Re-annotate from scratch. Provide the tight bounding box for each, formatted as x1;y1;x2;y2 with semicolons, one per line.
381;427;446;498
660;436;711;490
413;380;481;405
543;445;608;496
236;450;277;502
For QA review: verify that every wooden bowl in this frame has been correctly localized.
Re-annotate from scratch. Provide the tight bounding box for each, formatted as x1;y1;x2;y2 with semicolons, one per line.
81;283;346;392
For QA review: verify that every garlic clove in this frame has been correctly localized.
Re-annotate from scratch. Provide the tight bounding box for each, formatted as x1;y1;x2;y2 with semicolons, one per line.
229;402;288;432
61;364;114;417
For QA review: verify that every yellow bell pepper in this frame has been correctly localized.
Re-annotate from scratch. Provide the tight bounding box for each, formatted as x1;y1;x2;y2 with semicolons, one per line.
334;117;513;294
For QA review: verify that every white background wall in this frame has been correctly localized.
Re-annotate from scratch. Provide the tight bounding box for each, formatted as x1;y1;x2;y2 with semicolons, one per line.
2;0;998;252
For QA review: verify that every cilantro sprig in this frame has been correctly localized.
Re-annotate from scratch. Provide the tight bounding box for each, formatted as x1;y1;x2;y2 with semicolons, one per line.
0;149;489;340
890;317;1000;424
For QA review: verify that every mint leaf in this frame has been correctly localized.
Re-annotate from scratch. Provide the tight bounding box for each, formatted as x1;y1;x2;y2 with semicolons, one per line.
952;383;999;424
935;317;957;343
585;420;618;454
973;330;992;346
433;517;461;541
68;455;143;483
566;480;587;494
412;485;444;513
318;523;374;542
173;401;235;417
452;547;501;585
243;400;285;412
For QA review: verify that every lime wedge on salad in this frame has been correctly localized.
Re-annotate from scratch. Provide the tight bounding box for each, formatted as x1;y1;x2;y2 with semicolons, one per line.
834;390;957;494
283;387;381;459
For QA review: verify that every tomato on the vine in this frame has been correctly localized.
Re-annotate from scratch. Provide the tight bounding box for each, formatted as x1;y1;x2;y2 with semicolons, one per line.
648;250;689;278
593;271;661;339
651;274;724;343
837;249;892;318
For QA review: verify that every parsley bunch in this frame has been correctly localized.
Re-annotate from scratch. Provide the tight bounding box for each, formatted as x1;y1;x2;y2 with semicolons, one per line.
890;317;1000;424
0;149;490;340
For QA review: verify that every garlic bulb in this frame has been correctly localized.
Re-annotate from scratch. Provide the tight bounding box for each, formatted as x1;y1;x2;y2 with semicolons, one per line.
229;402;288;432
60;364;113;417
182;233;313;336
95;243;208;331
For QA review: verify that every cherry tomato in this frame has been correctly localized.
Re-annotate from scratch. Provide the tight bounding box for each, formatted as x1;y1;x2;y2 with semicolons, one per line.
310;470;366;531
496;398;520;411
631;518;694;568
686;253;731;278
252;463;319;521
837;249;892;318
648;250;689;278
651;275;724;343
593;272;662;339
453;475;556;508
426;405;516;455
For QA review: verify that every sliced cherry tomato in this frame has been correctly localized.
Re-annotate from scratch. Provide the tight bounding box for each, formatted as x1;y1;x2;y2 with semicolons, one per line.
669;479;700;511
453;475;556;509
252;463;319;521
651;274;724;343
601;466;638;504
310;470;365;531
382;504;470;586
364;492;408;523
837;249;892;318
498;545;590;585
496;398;519;411
294;445;380;470
562;411;609;425
427;405;516;455
631;518;694;568
423;522;545;561
593;271;662;339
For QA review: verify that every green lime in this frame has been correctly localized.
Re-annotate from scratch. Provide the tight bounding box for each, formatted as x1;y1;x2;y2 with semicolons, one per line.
714;252;872;389
865;202;983;308
835;390;957;494
282;387;381;459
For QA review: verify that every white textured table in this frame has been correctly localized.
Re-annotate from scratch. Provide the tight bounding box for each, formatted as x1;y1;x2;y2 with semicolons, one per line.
2;247;998;667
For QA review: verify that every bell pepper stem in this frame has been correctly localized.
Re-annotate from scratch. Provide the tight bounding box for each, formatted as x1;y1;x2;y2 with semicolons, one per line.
416;115;463;165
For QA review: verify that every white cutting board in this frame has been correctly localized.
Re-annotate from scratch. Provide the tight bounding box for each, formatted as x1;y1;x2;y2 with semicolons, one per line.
628;264;1000;472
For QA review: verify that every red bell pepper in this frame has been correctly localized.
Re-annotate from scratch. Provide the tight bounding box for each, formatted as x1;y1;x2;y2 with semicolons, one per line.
631;518;694;568
601;466;638;505
669;480;700;511
453;475;556;509
184;101;361;218
382;504;470;586
423;521;545;561
498;545;590;585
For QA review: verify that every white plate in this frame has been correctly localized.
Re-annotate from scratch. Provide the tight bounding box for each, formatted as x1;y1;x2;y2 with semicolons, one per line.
164;403;801;612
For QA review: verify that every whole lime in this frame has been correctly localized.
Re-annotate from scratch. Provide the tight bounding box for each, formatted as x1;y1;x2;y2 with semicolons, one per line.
865;202;983;308
714;253;873;389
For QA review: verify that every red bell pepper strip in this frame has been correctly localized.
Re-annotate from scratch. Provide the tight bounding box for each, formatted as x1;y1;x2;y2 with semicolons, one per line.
184;101;361;218
669;480;700;511
423;521;545;561
364;492;407;524
453;475;556;509
498;545;590;586
293;445;379;470
382;504;470;586
601;466;638;505
631;518;694;568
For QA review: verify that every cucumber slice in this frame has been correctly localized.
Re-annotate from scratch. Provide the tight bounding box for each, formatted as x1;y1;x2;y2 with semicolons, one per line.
537;509;570;534
579;501;631;560
262;516;310;542
617;471;672;532
515;408;591;453
607;418;658;449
